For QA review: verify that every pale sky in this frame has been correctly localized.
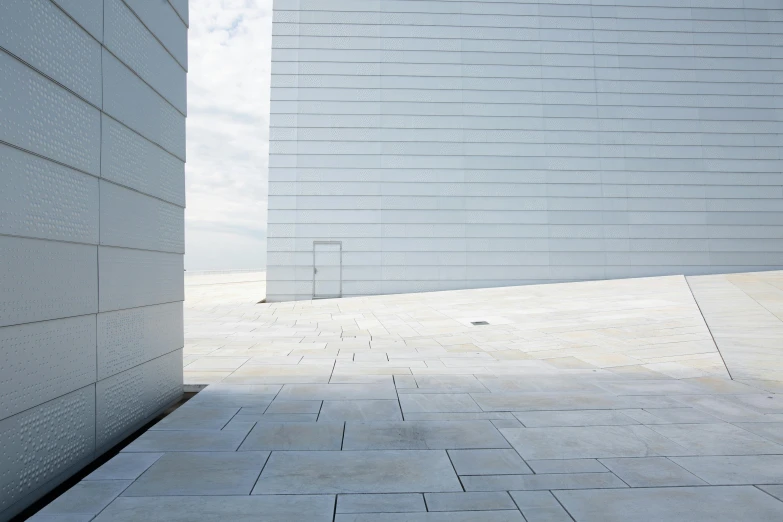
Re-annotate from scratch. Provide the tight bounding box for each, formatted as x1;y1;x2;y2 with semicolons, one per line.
184;0;272;271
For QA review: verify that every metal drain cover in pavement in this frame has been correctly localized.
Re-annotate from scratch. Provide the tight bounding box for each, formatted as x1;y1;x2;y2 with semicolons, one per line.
471;321;489;326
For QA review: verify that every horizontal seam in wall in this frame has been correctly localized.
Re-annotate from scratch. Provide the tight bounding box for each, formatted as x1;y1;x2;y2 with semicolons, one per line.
119;0;188;72
0;313;96;332
271;59;783;69
0;46;102;111
103;45;187;117
0;231;186;255
0;382;95;425
0;136;185;207
97;345;184;383
269;36;783;48
98;243;185;255
167;0;189;28
273;11;783;21
99;299;185;315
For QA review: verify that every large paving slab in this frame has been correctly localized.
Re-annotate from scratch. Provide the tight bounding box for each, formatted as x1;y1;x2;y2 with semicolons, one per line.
33;271;783;520
252;450;463;494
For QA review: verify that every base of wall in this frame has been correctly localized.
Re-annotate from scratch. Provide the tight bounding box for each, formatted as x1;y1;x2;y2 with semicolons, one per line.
0;393;183;522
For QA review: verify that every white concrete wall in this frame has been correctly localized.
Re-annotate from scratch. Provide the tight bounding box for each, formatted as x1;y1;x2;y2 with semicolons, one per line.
266;0;783;302
0;0;187;518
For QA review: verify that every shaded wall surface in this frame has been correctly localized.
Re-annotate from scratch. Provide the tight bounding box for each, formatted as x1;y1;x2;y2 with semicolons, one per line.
266;0;783;302
0;0;187;518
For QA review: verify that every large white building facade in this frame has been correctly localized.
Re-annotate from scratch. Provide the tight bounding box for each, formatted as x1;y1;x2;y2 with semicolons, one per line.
266;0;783;302
0;1;187;518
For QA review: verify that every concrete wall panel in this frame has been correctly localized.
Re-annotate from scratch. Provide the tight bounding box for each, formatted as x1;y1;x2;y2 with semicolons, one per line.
100;181;185;254
0;236;97;328
105;0;186;113
95;349;182;451
101;114;185;206
0;315;96;420
102;50;186;160
97;302;183;380
0;0;102;105
122;0;187;69
99;247;184;312
50;0;103;41
0;144;99;244
0;386;95;517
0;51;100;176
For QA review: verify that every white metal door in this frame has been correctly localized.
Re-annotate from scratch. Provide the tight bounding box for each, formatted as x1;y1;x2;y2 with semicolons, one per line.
313;242;342;299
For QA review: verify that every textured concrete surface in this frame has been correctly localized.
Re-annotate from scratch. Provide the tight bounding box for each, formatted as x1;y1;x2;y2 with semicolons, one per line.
32;270;783;520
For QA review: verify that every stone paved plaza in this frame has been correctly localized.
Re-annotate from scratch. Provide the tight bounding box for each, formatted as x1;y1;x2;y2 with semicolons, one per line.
33;271;783;521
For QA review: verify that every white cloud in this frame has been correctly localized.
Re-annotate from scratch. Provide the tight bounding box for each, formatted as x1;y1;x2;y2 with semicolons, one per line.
184;0;272;270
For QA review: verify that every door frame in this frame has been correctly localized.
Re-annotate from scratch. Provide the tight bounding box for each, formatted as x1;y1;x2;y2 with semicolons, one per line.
312;241;342;299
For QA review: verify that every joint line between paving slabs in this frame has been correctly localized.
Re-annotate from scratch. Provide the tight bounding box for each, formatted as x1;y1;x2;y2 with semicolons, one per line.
394;375;405;421
552;490;578;522
684;275;733;380
445;451;466;492
249;451;273;494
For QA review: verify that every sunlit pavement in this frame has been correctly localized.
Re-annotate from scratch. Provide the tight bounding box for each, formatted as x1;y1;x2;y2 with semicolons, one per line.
34;271;783;521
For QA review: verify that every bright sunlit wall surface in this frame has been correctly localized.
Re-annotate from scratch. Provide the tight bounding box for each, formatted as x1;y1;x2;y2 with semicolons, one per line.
266;0;783;302
0;0;187;518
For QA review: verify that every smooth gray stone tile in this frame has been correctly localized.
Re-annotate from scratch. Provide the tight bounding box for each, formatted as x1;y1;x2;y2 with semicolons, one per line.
735;422;783;445
509;491;574;522
122;430;248;452
237;413;319;423
266;400;322;414
672;395;768;421
404;412;515;421
647;423;783;455
337;494;425;513
239;422;344;451
414;375;489;392
186;394;273;408
122;452;269;496
334;512;524;521
514;410;639;427
599;457;706;487
448;449;532;475
85;453;163;480
319;400;402;421
222;419;256;431
277;384;397;401
596;380;705;395
554;486;783;522
491;419;524;429
200;384;282;395
221;374;332;384
476;376;603;394
622;408;720;424
734;394;783;414
151;407;239;430
93;495;335;521
462;473;627;491
393;375;418;389
27;511;95;522
253;450;462;494
759;485;783;501
500;425;684;460
37;481;131;516
526;459;608;474
473;393;625;412
343;421;510;450
399;394;481;413
670;455;783;485
425;492;516;512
